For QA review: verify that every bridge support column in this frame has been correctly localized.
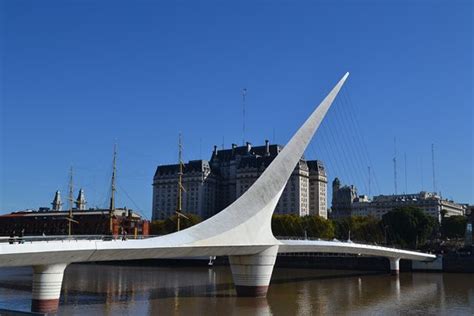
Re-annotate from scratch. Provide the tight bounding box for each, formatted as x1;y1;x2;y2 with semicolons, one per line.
31;263;67;314
389;258;400;275
229;246;278;297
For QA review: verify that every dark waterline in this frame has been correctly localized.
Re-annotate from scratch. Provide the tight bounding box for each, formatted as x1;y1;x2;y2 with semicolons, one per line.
0;264;473;315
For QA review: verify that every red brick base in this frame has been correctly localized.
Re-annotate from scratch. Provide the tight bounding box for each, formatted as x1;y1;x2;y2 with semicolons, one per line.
235;285;269;297
31;298;60;313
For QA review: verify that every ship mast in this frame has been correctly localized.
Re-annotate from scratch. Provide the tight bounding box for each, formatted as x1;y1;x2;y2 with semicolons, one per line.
176;133;188;231
109;144;117;235
68;166;74;236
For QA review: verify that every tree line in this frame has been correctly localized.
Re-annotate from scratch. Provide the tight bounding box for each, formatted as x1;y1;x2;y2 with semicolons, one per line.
150;206;467;250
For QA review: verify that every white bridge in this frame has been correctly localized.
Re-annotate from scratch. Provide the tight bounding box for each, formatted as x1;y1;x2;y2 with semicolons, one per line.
0;73;435;314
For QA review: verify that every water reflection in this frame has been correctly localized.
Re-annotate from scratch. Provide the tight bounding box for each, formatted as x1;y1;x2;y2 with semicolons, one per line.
0;264;472;315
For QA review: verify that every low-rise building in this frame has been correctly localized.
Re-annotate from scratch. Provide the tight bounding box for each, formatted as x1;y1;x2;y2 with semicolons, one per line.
0;189;149;237
352;191;465;222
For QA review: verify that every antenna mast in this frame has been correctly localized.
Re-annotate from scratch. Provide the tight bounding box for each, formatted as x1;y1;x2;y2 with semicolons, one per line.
68;166;74;236
368;166;371;197
393;137;398;195
431;143;437;194
404;153;408;194
420;156;424;191
109;144;117;234
242;88;247;145
176;133;184;231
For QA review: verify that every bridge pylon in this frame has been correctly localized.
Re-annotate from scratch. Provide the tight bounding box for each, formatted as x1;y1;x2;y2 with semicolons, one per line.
229;246;279;297
31;263;68;314
389;258;400;275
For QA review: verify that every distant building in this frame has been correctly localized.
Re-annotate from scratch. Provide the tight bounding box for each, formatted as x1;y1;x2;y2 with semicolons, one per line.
308;160;328;218
330;178;358;219
351;191;465;222
0;190;149;236
152;141;328;220
0;208;149;237
465;205;473;247
152;160;217;220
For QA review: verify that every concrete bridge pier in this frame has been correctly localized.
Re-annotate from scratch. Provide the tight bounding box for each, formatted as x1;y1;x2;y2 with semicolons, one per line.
389;258;400;275
229;246;278;297
31;263;68;314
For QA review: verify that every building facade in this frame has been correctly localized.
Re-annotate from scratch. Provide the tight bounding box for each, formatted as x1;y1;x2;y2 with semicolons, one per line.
330;178;358;219
152;141;328;220
152;160;217;220
0;189;149;236
350;192;466;222
308;160;328;218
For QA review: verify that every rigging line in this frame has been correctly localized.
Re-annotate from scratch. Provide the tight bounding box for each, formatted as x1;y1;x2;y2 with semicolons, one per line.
339;89;372;193
330;96;360;190
311;130;334;181
341;88;375;195
341;88;374;179
335;93;365;190
327;106;355;188
308;141;333;207
314;124;340;186
336;94;368;194
322;105;351;186
339;89;371;194
316;136;337;209
343;88;382;195
117;184;148;220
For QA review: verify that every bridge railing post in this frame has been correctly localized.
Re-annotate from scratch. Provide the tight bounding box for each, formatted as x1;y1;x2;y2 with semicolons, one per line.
31;263;68;314
229;246;278;297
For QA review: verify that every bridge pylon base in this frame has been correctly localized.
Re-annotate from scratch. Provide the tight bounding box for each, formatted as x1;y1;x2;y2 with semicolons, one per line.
31;263;68;314
389;258;400;275
229;246;278;297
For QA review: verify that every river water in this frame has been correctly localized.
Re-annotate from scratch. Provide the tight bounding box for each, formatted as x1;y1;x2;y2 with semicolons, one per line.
0;263;473;315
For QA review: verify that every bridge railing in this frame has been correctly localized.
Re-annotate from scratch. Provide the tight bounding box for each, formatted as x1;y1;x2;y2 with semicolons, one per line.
275;236;427;253
0;234;162;244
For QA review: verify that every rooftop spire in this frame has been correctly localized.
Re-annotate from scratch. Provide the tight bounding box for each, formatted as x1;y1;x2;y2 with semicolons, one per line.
52;190;62;211
75;188;87;210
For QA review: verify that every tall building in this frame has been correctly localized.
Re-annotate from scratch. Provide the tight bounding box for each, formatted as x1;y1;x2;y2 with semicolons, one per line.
330;178;358;219
308;160;328;218
152;141;328;220
152;160;217;220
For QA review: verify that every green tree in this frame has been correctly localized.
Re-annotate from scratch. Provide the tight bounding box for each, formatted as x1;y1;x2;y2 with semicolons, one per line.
382;206;437;249
150;213;202;235
334;216;384;243
271;214;304;237
302;215;335;239
441;215;467;238
163;213;202;234
149;220;166;235
271;214;334;239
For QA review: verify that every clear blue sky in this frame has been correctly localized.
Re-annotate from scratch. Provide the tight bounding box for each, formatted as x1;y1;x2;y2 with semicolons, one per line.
1;0;472;218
